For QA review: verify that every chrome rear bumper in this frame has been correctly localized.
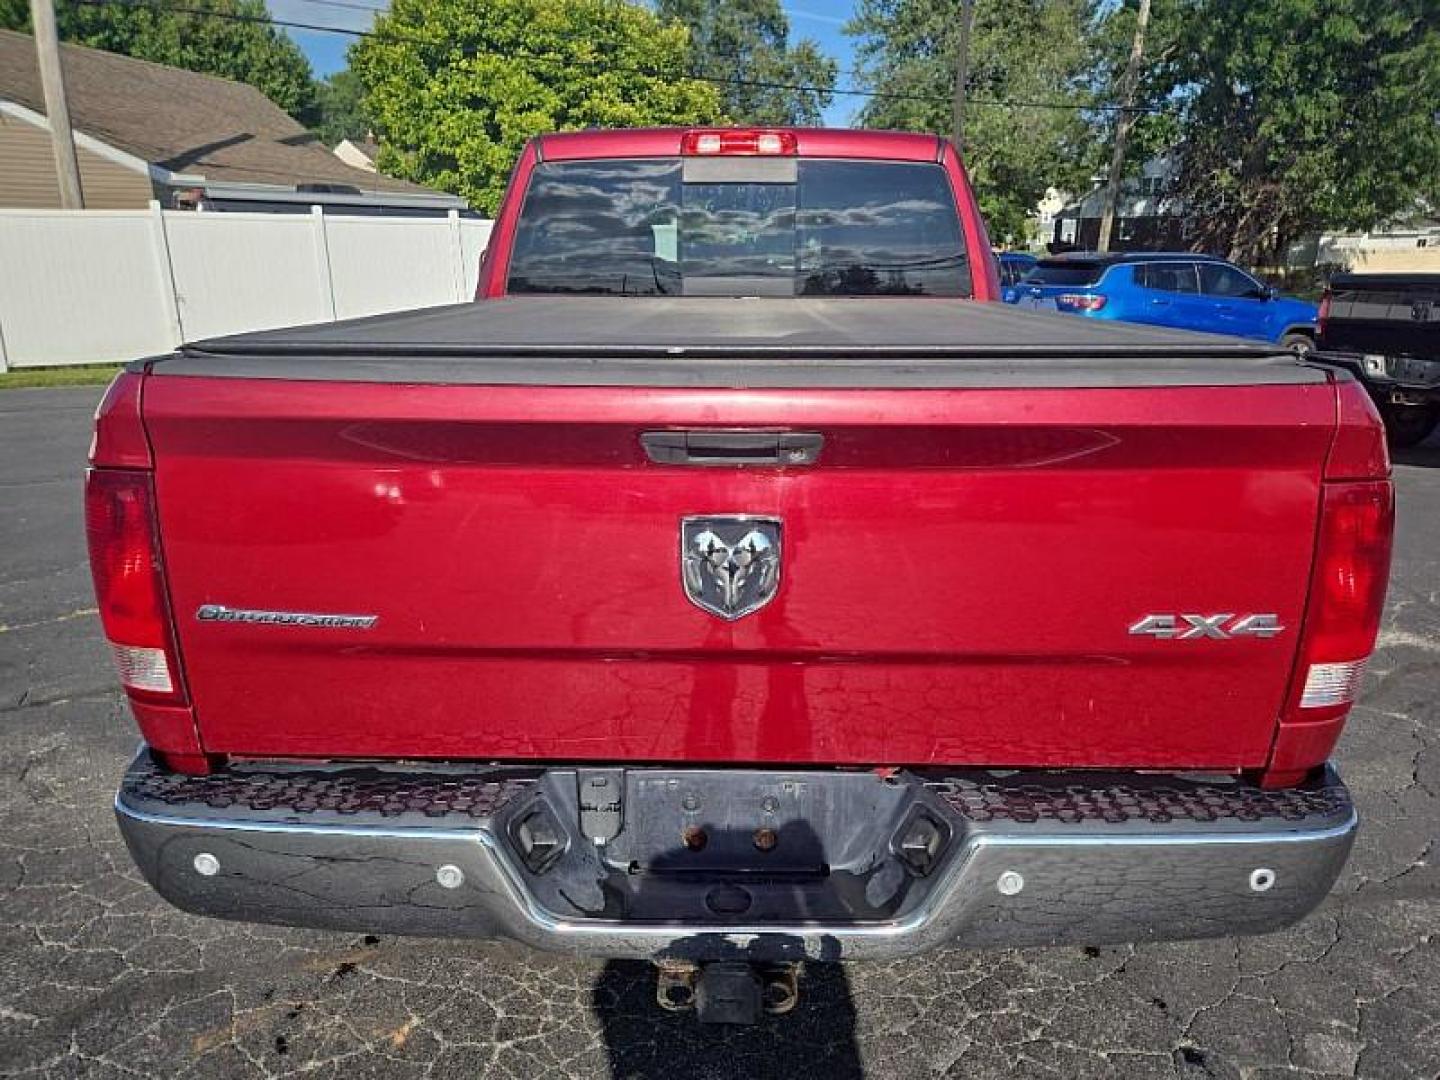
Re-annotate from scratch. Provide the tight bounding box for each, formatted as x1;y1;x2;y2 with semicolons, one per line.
116;750;1356;961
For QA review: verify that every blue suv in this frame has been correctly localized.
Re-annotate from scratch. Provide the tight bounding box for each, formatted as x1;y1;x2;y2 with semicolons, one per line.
1005;252;1318;350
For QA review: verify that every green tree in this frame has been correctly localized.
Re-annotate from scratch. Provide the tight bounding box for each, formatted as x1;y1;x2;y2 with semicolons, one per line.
656;0;836;126
351;0;725;213
0;0;315;118
847;0;1102;245
1155;0;1440;264
307;68;370;146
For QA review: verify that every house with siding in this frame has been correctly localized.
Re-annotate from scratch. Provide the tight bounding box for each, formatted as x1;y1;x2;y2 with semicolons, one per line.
0;30;464;215
1049;156;1185;252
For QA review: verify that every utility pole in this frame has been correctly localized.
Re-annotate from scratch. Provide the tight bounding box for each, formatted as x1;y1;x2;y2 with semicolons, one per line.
951;0;976;155
1097;0;1150;252
30;0;85;209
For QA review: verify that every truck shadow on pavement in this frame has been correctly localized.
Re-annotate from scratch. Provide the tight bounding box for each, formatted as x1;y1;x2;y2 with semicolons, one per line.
592;957;864;1079
587;822;866;1078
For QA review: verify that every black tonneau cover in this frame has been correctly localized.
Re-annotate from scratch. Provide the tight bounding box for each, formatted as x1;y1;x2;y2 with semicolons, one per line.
1320;275;1440;363
152;297;1325;388
1329;273;1440;292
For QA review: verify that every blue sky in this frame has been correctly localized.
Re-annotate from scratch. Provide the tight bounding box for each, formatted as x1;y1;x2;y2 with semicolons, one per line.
266;1;862;127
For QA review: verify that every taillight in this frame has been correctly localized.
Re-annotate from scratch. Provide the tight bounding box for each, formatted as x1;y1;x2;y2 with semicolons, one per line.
681;129;798;156
85;468;186;704
1057;293;1107;312
1317;288;1332;340
1264;379;1391;785
1285;481;1393;720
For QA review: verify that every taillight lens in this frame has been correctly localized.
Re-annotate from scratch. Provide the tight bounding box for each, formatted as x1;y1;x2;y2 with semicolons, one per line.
85;468;186;704
1285;480;1393;720
1057;293;1107;312
1317;288;1332;340
681;129;798;156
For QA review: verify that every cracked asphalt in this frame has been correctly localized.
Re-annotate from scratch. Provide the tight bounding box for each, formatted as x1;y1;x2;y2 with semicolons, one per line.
2;386;1438;1079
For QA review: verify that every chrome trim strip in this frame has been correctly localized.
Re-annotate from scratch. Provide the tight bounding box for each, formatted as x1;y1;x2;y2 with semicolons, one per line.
115;796;487;842
115;795;1358;850
967;816;1358;848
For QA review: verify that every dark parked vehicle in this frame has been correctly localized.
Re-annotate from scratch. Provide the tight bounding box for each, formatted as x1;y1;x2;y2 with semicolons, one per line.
1006;252;1318;349
1316;273;1440;447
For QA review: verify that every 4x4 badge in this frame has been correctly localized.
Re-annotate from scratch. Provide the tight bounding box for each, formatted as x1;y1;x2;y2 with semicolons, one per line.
681;516;781;620
1129;613;1283;640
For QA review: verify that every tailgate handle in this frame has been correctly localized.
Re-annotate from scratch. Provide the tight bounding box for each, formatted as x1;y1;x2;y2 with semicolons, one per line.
641;430;823;466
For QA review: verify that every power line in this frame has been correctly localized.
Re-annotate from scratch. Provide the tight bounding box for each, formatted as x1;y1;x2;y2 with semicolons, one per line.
273;0;1164;112
67;0;1166;113
265;0;988;86
283;0;388;14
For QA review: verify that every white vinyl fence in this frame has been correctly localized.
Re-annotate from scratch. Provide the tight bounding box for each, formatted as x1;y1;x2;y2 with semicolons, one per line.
0;203;493;369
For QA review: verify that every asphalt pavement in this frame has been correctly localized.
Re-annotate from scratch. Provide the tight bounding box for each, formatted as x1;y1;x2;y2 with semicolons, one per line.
2;386;1437;1079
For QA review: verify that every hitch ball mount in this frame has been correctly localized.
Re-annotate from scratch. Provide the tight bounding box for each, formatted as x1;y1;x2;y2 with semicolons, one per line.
655;959;801;1025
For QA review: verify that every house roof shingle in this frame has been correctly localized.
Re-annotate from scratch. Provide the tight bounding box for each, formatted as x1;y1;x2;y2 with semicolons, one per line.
0;29;441;197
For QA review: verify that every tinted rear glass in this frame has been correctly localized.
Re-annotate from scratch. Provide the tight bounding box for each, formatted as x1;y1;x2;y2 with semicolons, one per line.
1023;261;1107;286
507;159;971;297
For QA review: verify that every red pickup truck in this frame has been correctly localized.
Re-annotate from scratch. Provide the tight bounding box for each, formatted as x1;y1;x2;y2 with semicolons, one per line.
90;128;1393;1022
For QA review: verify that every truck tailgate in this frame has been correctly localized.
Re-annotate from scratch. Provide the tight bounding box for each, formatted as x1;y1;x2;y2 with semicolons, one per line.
142;299;1334;769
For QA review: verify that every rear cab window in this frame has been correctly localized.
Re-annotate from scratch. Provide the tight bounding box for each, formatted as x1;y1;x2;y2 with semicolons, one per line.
506;158;972;298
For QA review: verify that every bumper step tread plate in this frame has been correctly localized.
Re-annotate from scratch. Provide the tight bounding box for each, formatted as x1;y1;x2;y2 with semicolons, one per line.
116;750;1357;961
